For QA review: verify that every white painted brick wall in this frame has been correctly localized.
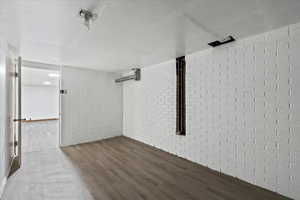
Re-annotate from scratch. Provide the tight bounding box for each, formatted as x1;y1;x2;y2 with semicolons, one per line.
123;23;300;199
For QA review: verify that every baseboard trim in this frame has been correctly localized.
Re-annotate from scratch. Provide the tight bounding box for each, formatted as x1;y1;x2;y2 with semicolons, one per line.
122;135;292;199
0;177;7;199
60;134;122;147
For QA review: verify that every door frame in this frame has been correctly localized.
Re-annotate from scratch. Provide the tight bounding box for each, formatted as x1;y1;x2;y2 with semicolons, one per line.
21;60;62;147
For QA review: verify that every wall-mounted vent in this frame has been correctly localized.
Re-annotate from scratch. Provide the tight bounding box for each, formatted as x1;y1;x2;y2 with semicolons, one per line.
115;68;141;83
208;36;235;47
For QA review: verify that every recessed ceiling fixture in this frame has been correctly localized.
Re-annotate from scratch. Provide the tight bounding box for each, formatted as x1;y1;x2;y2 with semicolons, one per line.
43;81;51;85
79;9;98;30
48;73;60;77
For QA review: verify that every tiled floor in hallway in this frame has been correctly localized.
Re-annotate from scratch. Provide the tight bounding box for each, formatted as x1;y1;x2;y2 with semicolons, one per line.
2;120;94;200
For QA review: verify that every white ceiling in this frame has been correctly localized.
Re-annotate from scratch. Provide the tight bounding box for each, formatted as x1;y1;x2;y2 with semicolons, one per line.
22;67;59;87
2;0;300;71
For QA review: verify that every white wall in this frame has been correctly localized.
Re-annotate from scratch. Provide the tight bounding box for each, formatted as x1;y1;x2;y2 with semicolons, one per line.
22;85;59;120
123;23;300;199
60;66;123;146
0;39;8;198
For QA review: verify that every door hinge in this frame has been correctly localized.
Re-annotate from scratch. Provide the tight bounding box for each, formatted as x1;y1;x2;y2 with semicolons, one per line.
14;141;18;147
10;72;18;77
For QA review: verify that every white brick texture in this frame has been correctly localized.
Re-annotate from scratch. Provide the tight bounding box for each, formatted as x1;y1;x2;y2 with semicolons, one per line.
123;23;300;199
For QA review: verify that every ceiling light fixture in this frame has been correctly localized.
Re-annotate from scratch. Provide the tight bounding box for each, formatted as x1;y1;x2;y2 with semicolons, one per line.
79;9;98;30
48;73;60;77
43;81;51;85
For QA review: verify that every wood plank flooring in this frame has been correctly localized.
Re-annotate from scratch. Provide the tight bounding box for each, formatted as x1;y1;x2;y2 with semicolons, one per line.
61;136;291;200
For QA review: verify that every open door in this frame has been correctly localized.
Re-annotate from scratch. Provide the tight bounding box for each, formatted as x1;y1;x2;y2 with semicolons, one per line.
7;56;22;177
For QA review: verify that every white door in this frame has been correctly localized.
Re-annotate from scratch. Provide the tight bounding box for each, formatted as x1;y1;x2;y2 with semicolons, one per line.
7;56;22;176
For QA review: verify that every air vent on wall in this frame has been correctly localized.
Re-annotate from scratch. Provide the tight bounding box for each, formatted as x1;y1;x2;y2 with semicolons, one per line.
115;68;141;83
208;35;235;47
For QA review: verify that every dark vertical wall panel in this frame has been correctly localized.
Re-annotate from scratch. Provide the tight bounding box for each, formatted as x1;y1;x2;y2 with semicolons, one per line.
176;56;186;135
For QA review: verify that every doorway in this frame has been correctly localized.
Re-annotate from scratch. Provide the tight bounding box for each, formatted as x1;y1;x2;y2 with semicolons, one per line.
21;66;60;153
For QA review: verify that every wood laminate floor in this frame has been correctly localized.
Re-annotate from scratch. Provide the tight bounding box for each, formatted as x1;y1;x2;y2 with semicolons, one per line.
62;136;290;200
3;135;291;200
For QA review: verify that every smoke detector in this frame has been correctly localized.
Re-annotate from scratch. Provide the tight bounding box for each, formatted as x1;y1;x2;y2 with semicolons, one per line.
79;9;98;30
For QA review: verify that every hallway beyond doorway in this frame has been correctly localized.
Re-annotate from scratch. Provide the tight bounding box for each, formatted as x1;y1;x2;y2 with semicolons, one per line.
22;120;59;153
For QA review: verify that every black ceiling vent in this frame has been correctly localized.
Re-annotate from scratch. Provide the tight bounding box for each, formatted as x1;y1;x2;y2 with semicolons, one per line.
208;35;235;47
